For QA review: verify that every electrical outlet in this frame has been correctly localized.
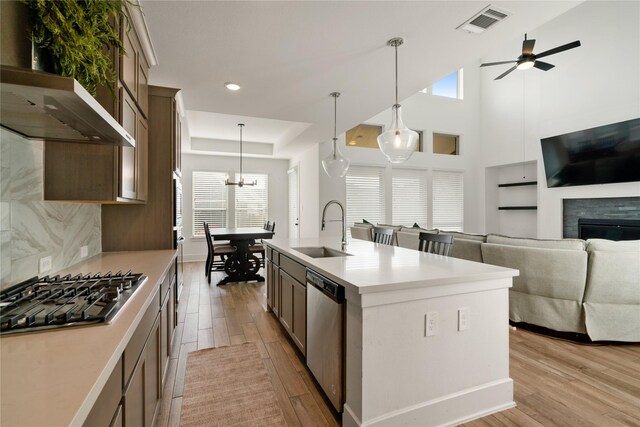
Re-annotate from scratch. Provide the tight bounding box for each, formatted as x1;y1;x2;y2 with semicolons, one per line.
39;256;52;274
458;307;470;331
80;245;89;258
425;312;438;337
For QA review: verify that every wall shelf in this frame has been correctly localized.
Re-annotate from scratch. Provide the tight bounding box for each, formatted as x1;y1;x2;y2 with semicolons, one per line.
498;181;538;188
498;206;538;210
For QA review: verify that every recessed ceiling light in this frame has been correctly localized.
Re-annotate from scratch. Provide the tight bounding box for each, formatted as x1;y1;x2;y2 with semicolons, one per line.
225;82;241;91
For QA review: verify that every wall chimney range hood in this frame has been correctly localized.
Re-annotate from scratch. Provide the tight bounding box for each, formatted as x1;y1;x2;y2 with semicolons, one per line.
0;66;134;147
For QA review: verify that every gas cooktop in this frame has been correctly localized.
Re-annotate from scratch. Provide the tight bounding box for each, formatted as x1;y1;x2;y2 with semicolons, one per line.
0;271;146;336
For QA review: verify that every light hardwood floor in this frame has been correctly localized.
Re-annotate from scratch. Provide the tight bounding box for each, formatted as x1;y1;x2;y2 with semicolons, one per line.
155;262;640;427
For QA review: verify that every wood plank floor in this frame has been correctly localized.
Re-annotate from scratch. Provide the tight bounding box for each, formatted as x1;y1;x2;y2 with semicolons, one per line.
155;262;640;427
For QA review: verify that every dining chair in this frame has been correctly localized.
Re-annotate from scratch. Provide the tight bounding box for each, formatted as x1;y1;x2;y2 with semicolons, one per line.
250;221;275;267
203;222;236;284
418;232;454;256
372;226;395;245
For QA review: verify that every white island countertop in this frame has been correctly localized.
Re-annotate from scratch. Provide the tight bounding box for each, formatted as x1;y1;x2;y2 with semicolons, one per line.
0;250;176;427
266;238;518;294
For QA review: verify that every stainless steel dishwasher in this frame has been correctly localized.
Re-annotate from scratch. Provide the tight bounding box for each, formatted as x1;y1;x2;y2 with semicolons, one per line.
306;269;345;412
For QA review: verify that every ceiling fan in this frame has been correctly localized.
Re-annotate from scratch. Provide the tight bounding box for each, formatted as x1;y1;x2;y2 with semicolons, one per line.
481;34;581;80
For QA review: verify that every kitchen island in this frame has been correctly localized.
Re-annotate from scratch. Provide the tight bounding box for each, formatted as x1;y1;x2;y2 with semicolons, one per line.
265;238;518;427
0;250;177;427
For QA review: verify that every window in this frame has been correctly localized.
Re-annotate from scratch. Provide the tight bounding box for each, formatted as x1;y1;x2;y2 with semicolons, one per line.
192;171;228;237
431;69;463;99
392;168;428;227
346;166;385;235
432;170;464;231
235;173;268;228
345;124;382;148
433;133;459;155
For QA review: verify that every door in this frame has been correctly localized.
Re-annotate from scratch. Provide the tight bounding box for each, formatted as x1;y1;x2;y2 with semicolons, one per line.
288;166;299;239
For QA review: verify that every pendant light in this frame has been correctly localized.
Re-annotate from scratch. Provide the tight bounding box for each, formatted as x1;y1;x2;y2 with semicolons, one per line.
322;92;350;178
377;37;419;163
225;123;256;187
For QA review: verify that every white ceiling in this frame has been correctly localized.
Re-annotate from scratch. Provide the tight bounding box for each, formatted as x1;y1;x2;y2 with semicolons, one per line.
142;1;581;158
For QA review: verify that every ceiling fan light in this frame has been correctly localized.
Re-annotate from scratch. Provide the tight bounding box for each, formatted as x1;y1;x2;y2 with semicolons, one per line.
517;60;535;70
225;82;241;91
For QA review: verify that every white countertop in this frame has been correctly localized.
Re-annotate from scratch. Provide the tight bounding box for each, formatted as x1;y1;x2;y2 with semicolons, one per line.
0;250;177;427
266;238;518;294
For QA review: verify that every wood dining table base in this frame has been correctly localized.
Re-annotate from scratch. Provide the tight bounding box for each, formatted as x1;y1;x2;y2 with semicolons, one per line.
217;238;264;286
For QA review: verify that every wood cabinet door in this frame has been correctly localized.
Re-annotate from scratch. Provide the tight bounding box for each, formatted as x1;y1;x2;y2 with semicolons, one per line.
160;295;168;388
272;264;280;316
138;55;149;117
136;116;148;202
145;318;160;427
279;270;294;333
123;346;145;427
266;260;273;309
119;88;137;200
292;280;306;354
120;23;137;100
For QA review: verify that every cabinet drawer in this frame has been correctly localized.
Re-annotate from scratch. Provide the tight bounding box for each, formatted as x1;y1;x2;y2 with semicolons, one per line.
83;357;123;427
280;255;305;284
124;287;159;384
160;263;176;306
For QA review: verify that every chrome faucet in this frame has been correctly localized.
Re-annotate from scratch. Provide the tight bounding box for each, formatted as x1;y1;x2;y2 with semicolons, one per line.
321;200;347;250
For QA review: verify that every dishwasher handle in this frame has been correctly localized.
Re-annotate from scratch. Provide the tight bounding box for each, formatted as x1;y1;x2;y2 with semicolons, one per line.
306;270;344;303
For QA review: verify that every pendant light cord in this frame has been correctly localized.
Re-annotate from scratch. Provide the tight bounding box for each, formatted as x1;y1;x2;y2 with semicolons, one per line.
522;74;526;179
239;124;244;179
395;42;399;107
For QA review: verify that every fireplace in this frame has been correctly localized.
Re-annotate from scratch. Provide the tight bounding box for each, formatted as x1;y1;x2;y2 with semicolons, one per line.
578;218;640;241
563;197;640;238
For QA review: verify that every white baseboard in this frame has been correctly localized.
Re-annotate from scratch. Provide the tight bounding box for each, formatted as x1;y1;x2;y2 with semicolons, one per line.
347;378;514;427
183;254;206;263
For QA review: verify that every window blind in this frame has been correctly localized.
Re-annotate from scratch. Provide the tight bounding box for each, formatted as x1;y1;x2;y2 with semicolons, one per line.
392;168;428;227
192;171;228;237
432;170;464;231
235;173;268;228
346;166;385;237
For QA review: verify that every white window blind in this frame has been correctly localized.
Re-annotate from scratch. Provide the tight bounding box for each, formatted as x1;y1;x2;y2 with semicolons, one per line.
192;171;228;237
235;173;268;228
432;170;464;231
346;166;385;236
392;168;428;227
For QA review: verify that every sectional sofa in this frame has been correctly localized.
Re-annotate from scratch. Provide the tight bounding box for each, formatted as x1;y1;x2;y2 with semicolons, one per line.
350;223;640;342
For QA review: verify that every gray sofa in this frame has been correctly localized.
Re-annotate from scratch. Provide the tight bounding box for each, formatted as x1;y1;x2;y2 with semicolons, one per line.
355;225;640;342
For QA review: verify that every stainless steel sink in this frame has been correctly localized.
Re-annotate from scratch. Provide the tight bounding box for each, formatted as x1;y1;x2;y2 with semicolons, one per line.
292;246;352;258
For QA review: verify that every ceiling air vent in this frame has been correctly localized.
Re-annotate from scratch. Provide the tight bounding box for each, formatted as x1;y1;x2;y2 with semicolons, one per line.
457;5;510;34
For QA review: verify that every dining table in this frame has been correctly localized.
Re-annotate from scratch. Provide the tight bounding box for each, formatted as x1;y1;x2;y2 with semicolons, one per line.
209;227;274;285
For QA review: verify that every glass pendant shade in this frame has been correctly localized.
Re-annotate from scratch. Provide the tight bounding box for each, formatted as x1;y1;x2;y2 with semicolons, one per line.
322;139;350;178
377;104;419;163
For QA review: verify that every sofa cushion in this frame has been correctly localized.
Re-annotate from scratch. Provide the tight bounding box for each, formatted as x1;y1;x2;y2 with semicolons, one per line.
396;229;437;250
487;234;585;250
586;238;640;252
399;226;437;234
353;222;374;229
440;231;486;242
350;226;372;241
450;239;483;263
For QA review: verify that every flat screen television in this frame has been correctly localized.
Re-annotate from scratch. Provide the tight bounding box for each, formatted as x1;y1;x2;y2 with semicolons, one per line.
541;118;640;188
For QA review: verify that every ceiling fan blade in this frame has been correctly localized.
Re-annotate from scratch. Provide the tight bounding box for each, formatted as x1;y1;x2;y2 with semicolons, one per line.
522;38;536;55
480;60;517;67
533;60;555;71
495;65;517;80
535;40;581;59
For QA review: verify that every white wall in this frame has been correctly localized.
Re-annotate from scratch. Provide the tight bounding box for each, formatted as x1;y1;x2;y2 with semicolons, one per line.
182;153;289;261
318;60;485;235
289;144;320;239
480;1;640;238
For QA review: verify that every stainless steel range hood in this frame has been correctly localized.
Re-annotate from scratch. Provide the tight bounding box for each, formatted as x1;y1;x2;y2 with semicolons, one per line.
0;66;134;147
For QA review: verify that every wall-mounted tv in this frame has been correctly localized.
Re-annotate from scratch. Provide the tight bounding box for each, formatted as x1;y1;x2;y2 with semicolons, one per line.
541;118;640;188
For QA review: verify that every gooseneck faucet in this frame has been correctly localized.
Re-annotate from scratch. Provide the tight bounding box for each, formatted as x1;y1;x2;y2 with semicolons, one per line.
321;200;347;250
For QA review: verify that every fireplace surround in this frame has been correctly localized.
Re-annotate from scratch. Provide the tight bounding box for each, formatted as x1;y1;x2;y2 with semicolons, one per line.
563;197;640;238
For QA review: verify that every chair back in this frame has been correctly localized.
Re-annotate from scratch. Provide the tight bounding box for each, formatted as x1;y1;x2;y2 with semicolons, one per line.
372;226;395;245
203;222;214;254
268;221;276;233
418;232;454;256
264;221;271;230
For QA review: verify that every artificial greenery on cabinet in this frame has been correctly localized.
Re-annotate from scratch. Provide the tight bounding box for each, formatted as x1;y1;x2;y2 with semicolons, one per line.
21;0;128;96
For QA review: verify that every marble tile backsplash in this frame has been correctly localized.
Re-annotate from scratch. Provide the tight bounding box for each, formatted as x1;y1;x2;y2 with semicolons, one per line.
0;129;101;289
